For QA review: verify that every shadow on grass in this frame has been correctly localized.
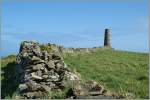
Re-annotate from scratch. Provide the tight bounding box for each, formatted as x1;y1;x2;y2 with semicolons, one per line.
1;61;19;99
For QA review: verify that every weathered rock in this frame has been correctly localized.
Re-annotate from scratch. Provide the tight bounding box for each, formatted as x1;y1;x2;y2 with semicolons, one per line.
56;62;63;69
72;81;107;98
45;82;56;88
40;84;51;92
73;84;86;96
22;91;48;99
42;75;48;79
86;81;104;95
22;52;28;58
64;71;80;81
42;51;49;61
35;70;42;77
26;80;40;91
30;56;45;64
48;73;59;82
23;74;32;82
54;60;60;64
63;63;68;68
43;67;48;74
31;72;43;80
32;64;44;71
46;60;55;69
19;84;28;93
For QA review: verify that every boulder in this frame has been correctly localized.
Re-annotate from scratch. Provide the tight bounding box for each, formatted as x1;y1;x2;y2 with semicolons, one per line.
86;81;104;95
72;81;106;98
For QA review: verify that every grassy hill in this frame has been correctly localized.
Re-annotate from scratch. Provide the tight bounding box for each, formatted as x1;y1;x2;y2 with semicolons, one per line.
1;49;149;99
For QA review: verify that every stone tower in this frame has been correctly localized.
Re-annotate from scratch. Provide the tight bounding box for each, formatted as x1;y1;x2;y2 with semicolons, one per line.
104;28;111;47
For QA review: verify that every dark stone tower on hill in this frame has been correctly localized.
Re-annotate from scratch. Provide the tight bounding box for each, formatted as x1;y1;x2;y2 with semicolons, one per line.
104;28;111;47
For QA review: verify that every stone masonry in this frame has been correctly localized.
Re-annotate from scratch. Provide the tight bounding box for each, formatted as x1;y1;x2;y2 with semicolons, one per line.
16;41;79;99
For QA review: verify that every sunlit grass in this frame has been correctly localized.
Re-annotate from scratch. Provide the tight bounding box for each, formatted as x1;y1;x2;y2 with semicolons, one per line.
1;50;149;99
64;49;149;99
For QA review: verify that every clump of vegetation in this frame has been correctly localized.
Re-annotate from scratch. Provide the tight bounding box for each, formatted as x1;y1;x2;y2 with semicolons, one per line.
49;88;70;99
40;44;53;53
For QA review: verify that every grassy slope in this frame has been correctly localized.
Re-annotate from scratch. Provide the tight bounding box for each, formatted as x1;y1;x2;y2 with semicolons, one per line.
64;49;149;99
1;50;149;99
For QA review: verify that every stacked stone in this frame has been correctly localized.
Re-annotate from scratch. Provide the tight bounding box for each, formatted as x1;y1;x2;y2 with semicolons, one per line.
16;41;79;99
72;80;124;99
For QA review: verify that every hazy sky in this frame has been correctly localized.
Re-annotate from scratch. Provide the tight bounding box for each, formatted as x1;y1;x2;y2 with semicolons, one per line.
1;0;149;57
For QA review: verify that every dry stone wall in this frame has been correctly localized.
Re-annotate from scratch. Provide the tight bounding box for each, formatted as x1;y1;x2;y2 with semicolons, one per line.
16;41;79;99
41;43;102;54
15;41;121;99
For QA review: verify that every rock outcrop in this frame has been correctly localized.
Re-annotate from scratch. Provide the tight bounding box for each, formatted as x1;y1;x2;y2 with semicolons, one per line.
16;41;79;99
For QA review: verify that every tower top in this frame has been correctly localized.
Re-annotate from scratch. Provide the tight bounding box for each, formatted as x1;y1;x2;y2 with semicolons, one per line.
105;28;112;32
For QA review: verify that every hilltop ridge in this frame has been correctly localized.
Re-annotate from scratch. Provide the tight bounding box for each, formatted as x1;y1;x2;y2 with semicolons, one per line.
1;41;149;99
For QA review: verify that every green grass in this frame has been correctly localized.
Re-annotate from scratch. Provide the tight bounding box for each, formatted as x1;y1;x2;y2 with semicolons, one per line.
63;49;149;99
1;49;149;99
